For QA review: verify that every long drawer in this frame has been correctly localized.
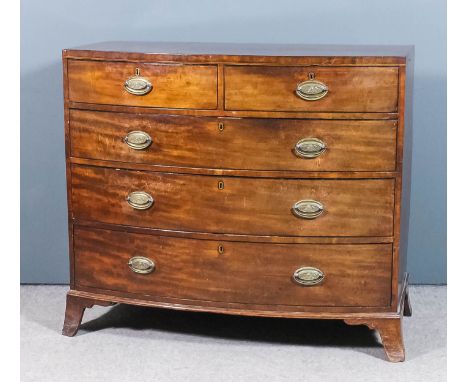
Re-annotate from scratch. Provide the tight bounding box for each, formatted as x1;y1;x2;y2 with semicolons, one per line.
74;226;392;307
67;60;218;109
69;110;397;172
71;165;395;237
225;65;399;112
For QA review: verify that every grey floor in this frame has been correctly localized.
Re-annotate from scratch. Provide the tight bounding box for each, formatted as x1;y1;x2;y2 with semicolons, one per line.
21;285;446;382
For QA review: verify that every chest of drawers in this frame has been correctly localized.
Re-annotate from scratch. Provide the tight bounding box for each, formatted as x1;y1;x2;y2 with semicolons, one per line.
61;42;413;362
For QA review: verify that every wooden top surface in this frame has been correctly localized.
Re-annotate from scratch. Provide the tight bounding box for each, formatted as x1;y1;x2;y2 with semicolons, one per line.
64;42;413;65
66;41;413;56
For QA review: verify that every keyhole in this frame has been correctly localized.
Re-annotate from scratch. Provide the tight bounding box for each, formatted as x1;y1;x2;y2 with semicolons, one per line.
218;180;224;190
135;68;141;76
309;72;315;80
218;122;224;132
218;244;224;255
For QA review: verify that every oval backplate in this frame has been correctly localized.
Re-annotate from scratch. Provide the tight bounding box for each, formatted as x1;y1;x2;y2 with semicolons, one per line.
295;138;327;159
126;191;154;210
124;75;153;96
293;267;324;286
296;79;328;101
128;256;155;274
124;131;152;150
292;199;324;219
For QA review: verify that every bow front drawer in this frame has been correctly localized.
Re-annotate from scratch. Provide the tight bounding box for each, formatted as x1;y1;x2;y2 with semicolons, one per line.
67;60;218;109
224;65;399;112
74;227;392;307
71;165;395;237
69;110;397;172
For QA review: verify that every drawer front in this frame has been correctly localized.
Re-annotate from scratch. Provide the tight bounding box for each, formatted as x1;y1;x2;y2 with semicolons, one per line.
71;165;394;237
67;60;218;109
70;110;397;172
74;226;392;307
225;66;399;112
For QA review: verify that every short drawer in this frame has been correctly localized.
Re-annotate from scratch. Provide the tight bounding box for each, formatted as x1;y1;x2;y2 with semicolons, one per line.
74;226;392;307
224;65;399;112
69;110;397;172
71;165;395;237
67;60;218;109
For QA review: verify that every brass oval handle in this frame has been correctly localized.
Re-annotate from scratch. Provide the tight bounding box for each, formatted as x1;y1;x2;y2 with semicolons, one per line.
128;256;155;274
126;191;154;210
296;79;328;101
124;69;153;96
292;200;324;219
295;138;327;159
293;267;324;286
124;131;152;150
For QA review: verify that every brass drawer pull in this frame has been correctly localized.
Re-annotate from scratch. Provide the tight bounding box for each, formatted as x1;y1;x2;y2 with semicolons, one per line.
296;78;328;101
124;68;153;96
292;200;324;219
295;138;327;159
126;191;154;210
128;256;155;274
293;267;324;286
124;131;152;150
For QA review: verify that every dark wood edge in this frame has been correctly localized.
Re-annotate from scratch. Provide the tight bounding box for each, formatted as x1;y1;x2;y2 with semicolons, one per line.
66;101;399;120
69;158;399;179
217;64;224;111
62;50;407;66
66;289;400;319
390;66;407;309
67;107;398;125
73;220;394;244
62;276;408;343
62;54;75;288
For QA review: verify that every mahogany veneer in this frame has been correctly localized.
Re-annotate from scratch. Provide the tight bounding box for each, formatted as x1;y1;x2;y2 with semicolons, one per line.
224;65;399;112
62;42;413;362
74;227;393;308
71;166;395;237
68;60;218;109
69;111;398;172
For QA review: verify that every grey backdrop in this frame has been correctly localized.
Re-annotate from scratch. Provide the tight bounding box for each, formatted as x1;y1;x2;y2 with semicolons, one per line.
21;0;447;284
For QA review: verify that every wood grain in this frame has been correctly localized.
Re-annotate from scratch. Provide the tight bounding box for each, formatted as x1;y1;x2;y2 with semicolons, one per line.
344;274;408;361
74;219;393;245
66;279;409;319
74;226;392;307
345;317;405;362
61;43;413;362
63;42;411;65
62;292;114;337
225;65;399;112
70;157;398;180
71;165;395;237
70;110;397;172
67;60;218;109
68;102;399;120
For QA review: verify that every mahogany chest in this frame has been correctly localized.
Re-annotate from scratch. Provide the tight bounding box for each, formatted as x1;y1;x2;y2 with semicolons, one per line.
61;42;413;362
